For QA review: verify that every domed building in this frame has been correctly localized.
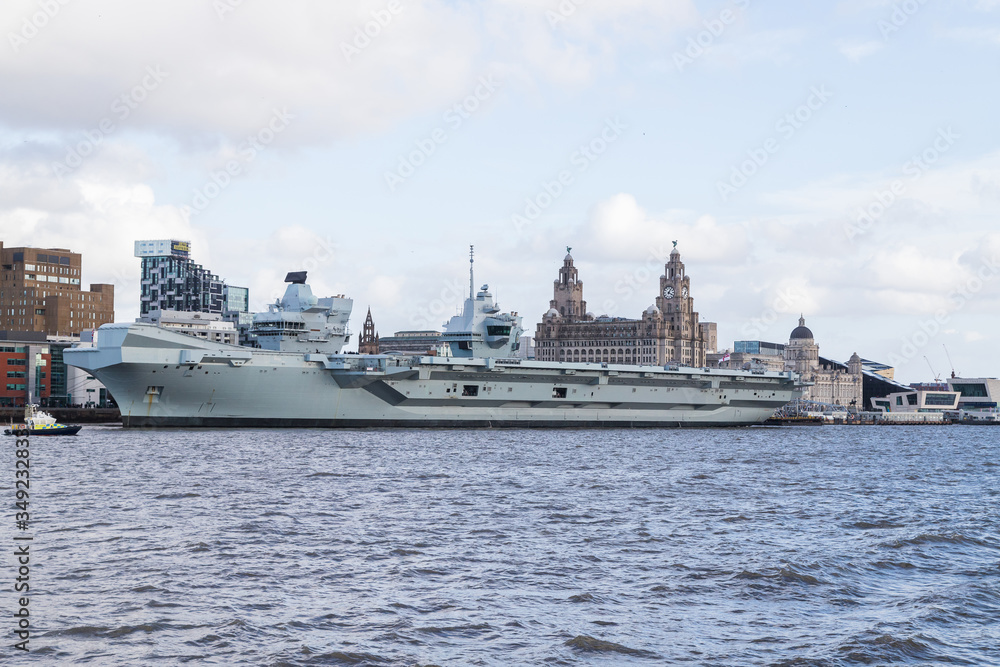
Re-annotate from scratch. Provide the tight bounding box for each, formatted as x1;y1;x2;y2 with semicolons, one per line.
535;246;717;366
783;315;863;407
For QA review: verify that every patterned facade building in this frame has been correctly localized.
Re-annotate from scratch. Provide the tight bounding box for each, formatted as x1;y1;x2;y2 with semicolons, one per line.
0;241;115;337
534;247;715;367
135;240;248;320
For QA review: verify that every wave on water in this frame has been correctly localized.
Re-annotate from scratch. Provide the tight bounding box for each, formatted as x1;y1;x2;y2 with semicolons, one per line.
272;649;395;666
837;631;947;664
564;634;660;659
413;622;493;637
846;519;905;529
734;565;823;586
883;532;998;549
45;621;208;639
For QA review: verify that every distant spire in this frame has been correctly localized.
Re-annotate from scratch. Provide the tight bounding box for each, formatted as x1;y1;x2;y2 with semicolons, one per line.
469;245;475;301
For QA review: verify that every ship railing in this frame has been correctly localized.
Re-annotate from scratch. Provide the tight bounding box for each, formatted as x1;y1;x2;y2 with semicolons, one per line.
310;355;389;372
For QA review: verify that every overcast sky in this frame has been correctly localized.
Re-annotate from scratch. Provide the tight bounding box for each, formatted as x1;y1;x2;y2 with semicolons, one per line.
2;0;999;382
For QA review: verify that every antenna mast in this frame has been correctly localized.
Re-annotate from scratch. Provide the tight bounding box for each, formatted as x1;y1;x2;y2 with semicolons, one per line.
469;245;474;301
943;344;957;378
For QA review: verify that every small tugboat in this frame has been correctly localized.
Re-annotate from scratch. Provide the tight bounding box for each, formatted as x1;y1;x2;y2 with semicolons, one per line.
4;404;82;436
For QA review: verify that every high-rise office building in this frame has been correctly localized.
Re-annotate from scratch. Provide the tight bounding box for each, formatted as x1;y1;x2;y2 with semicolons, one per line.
135;240;248;318
0;241;115;337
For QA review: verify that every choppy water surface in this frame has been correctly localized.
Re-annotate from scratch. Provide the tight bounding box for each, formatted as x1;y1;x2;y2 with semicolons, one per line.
7;426;1000;665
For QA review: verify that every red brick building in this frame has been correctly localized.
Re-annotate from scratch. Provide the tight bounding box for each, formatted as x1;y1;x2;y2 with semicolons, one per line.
0;241;115;337
0;335;51;407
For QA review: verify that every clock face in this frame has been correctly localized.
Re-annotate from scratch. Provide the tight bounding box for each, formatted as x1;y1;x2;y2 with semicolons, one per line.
681;287;689;298
663;286;675;299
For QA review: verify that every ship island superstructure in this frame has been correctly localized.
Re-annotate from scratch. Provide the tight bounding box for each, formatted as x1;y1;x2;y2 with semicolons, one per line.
64;255;799;428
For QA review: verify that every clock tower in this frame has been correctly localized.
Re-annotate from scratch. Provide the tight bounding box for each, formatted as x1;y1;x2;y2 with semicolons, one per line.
550;248;586;321
535;245;714;366
656;244;692;313
652;244;704;366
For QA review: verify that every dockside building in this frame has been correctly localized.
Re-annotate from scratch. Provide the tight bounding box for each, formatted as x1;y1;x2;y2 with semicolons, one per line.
534;247;716;367
135;239;248;319
0;241;115;337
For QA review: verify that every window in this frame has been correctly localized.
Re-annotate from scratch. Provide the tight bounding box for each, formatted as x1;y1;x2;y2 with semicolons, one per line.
925;393;957;406
462;385;479;397
954;383;988;398
552;387;567;398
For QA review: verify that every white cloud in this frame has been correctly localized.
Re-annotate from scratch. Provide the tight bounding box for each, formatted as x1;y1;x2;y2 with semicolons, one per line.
0;153;197;320
0;0;697;148
581;193;749;263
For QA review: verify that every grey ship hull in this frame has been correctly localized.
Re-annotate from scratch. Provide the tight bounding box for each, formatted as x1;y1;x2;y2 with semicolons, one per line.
65;324;799;428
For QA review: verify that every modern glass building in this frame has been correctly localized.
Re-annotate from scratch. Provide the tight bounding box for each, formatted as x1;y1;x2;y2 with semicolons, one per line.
135;240;247;318
734;340;786;356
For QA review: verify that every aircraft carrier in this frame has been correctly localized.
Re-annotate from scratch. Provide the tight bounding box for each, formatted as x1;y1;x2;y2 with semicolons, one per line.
64;263;799;428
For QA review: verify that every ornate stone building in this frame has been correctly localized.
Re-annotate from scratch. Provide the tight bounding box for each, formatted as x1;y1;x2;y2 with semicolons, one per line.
357;308;380;354
534;246;715;367
784;315;863;407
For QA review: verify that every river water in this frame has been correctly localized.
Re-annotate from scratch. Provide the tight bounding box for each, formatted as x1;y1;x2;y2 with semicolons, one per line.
5;426;999;665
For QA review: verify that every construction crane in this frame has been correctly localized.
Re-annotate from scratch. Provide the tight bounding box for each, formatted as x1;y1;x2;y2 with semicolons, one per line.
943;344;958;378
924;356;941;382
